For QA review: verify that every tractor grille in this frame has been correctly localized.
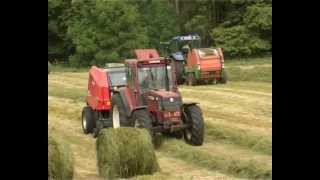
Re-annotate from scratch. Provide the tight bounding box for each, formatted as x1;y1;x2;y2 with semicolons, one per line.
162;98;182;111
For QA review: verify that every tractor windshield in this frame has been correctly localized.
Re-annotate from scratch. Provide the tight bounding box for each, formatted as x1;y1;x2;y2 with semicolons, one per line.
138;65;173;93
108;71;126;87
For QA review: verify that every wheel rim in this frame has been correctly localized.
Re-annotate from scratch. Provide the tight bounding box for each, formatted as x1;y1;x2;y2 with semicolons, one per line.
213;79;217;84
82;113;87;131
185;129;192;140
112;105;120;128
134;119;140;128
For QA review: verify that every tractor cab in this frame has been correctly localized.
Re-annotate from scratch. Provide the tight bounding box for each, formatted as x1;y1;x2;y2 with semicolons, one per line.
168;34;201;61
126;50;181;110
104;63;126;93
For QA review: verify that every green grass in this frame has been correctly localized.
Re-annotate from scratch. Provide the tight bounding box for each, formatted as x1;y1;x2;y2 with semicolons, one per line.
51;64;89;73
97;128;159;179
205;123;272;155
224;56;272;83
159;139;272;179
225;56;272;66
226;66;272;82
48;84;86;102
48;58;272;179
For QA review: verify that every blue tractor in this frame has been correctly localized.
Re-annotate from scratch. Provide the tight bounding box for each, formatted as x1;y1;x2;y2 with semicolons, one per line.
160;34;201;84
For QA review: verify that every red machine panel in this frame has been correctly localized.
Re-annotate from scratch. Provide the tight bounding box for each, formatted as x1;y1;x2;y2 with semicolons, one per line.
134;49;160;60
86;66;111;110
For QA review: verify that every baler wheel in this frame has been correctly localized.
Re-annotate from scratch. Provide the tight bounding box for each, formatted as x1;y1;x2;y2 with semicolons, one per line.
187;73;196;86
183;105;204;146
82;106;94;134
220;70;228;84
174;61;185;84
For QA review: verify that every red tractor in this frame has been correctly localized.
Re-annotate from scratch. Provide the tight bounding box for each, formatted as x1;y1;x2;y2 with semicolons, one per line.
110;49;205;145
81;64;127;137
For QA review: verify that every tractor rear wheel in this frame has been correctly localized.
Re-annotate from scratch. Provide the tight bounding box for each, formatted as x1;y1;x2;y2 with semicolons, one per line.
132;109;154;138
220;70;228;84
112;94;129;127
175;61;185;84
187;73;196;86
183;105;204;146
82;106;94;134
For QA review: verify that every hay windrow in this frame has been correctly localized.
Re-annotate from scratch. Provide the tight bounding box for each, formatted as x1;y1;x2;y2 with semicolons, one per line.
96;128;159;179
48;136;74;180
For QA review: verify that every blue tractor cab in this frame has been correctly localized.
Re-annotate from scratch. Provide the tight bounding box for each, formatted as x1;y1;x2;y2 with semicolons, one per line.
160;34;201;84
169;34;201;61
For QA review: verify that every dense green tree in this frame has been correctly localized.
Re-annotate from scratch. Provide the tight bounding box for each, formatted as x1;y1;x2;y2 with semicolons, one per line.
48;0;73;62
48;0;272;66
138;0;179;49
67;0;148;67
211;0;272;57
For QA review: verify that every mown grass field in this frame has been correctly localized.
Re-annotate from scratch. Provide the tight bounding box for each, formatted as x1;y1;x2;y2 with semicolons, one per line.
48;57;272;179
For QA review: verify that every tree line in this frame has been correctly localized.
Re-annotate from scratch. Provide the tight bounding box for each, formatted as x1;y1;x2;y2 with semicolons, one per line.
48;0;272;67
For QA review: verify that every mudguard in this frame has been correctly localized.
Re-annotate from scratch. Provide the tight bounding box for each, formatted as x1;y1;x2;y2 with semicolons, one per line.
183;102;198;107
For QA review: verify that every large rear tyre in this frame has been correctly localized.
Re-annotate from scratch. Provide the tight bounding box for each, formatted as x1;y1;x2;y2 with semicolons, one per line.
112;93;129;127
183;105;204;146
174;61;185;84
132;109;154;138
220;70;228;84
82;106;94;134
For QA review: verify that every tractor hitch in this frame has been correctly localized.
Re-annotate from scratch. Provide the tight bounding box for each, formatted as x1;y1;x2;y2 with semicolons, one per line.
150;123;190;133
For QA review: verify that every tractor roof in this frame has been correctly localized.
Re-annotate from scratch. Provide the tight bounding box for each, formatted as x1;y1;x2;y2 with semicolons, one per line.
105;63;124;68
134;49;160;60
171;34;200;42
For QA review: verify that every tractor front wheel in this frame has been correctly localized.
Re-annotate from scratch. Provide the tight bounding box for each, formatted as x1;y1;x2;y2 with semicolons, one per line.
112;93;129;127
183;105;204;146
82;106;94;134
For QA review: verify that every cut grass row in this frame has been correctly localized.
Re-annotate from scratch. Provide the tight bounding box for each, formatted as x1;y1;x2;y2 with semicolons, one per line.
182;94;272;127
49;93;272;155
225;56;272;66
137;152;239;180
159;139;272;179
205;122;272;155
49;95;271;179
48;96;238;180
48;84;86;102
226;66;272;83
